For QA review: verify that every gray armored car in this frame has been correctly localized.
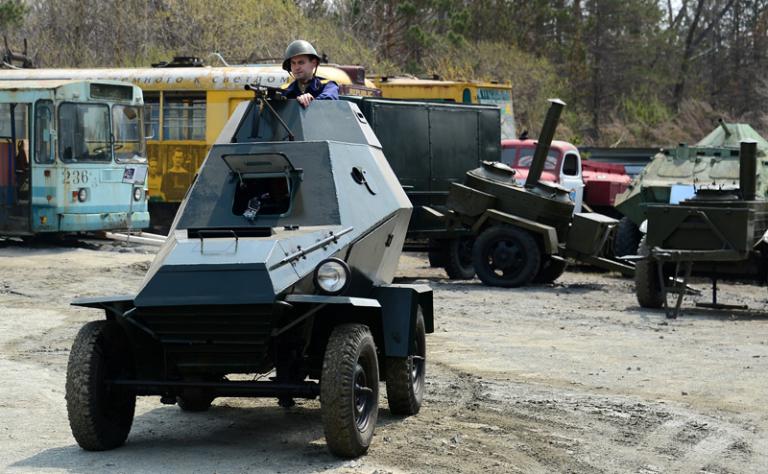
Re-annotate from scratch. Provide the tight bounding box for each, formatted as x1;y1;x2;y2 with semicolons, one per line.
65;88;434;458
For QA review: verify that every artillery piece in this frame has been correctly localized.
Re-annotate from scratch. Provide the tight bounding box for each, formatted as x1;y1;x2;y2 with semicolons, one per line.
635;140;768;318
65;86;433;458
430;99;631;287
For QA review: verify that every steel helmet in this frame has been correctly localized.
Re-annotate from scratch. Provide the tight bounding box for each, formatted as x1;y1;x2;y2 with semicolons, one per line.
282;40;320;72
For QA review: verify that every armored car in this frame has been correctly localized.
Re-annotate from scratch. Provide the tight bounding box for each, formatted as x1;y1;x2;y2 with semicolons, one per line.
65;89;433;458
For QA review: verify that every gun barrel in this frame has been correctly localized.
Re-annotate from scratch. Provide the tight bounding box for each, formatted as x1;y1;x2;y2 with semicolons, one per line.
525;99;566;188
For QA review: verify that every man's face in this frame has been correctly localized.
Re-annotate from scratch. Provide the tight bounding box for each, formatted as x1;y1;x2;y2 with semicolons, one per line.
290;55;317;82
149;160;159;176
172;152;184;168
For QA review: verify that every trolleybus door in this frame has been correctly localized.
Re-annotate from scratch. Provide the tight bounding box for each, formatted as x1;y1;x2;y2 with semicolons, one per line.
0;102;30;233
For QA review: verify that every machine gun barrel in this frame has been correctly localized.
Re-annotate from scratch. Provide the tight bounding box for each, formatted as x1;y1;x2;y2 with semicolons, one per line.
739;140;757;201
525;99;566;188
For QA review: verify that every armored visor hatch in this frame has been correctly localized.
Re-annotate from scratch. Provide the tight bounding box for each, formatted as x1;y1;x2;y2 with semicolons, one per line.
66;88;433;458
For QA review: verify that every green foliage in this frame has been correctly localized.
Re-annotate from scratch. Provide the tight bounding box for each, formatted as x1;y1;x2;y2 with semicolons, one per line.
0;0;25;30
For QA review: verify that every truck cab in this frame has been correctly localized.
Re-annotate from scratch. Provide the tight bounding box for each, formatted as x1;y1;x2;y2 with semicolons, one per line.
501;138;584;212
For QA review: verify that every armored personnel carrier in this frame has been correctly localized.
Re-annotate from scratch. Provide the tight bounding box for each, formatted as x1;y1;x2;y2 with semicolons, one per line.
614;121;768;256
430;99;629;287
635;140;768;317
65;88;433;458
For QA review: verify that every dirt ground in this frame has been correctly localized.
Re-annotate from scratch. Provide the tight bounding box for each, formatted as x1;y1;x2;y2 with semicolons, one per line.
1;239;767;473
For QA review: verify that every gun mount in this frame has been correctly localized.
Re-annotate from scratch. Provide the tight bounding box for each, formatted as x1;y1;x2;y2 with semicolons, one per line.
65;97;433;457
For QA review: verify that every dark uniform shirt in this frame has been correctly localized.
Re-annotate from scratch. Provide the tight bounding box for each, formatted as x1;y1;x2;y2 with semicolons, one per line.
281;76;339;101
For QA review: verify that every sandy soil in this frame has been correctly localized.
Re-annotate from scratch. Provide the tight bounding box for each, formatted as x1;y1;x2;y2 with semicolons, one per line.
1;239;767;473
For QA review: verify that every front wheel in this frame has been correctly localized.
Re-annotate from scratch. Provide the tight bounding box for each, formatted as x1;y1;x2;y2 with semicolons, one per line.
66;321;136;451
385;309;426;415
321;324;379;458
472;225;541;287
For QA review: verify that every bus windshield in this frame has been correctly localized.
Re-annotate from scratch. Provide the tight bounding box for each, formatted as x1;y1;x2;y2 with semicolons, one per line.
477;88;515;140
113;104;146;163
59;103;111;163
0;103;28;139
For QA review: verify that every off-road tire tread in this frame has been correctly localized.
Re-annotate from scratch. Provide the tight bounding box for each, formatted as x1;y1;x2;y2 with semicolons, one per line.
385;311;426;415
532;257;568;284
614;217;642;258
635;258;665;308
472;225;541;287
66;320;135;451
321;324;379;458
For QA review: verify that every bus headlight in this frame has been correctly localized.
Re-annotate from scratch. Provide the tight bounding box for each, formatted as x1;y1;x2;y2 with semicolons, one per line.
313;258;350;295
133;187;143;201
77;188;88;202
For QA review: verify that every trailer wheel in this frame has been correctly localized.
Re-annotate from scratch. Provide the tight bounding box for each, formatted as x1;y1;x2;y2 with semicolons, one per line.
385;308;426;416
635;238;664;308
472;225;541;287
66;320;136;451
614;217;642;258
532;257;567;284
321;324;379;458
177;389;215;412
443;237;476;280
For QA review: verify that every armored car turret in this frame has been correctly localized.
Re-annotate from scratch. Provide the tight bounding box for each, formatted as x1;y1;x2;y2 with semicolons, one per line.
65;89;433;458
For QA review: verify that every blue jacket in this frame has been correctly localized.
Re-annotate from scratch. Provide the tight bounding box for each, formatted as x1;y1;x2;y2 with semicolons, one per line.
281;76;339;101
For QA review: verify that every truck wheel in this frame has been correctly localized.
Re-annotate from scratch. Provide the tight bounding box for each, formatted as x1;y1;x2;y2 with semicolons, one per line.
321;324;379;458
635;258;665;308
66;320;136;451
443;237;476;280
472;225;541;287
532;257;567;284
614;217;642;257
385;308;426;416
427;239;446;268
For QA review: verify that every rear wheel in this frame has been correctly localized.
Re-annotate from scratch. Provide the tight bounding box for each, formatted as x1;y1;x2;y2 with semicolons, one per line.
443;237;475;280
385;309;426;415
321;324;379;458
177;388;215;412
472;225;541;287
66;321;136;451
614;217;642;258
427;239;446;268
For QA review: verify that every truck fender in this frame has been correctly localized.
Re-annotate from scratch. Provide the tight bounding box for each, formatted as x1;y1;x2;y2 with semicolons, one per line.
71;295;135;320
371;284;434;358
473;209;559;254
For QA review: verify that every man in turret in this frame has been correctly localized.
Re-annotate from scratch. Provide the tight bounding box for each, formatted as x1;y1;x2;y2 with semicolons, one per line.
281;40;338;107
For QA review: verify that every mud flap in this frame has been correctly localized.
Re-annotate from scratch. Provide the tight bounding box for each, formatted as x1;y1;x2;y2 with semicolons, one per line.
371;284;433;358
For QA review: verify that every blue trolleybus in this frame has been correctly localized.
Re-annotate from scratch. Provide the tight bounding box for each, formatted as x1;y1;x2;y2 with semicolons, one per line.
0;80;149;236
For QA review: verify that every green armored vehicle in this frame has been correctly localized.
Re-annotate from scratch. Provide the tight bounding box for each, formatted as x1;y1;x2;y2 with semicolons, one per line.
65;87;433;458
613;121;768;256
430;99;629;287
635;141;768;317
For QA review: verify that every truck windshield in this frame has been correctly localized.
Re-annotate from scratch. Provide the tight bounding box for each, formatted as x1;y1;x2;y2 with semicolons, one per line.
517;149;559;171
113;105;147;163
59;103;111;163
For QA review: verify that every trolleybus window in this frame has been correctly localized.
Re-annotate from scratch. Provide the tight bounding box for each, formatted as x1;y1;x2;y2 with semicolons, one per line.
58;103;111;163
143;92;160;139
163;93;205;141
0;103;28;139
34;100;54;164
113;105;146;163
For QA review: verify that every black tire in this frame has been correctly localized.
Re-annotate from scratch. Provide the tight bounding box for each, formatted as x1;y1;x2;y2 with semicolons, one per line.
472;225;541;288
443;237;476;280
321;324;379;458
385;309;426;416
532;257;567;284
427;239;446;268
635;237;664;308
177;389;215;412
614;217;642;258
66;321;136;451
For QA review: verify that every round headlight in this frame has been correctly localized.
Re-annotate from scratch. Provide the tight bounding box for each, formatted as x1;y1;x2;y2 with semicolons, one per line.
77;188;88;202
133;187;143;201
313;258;350;295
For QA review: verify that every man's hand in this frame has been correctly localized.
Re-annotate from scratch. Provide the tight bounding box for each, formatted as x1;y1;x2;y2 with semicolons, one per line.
297;92;314;108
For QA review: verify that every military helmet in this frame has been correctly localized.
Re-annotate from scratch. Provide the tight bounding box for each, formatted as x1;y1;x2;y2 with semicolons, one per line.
282;40;320;72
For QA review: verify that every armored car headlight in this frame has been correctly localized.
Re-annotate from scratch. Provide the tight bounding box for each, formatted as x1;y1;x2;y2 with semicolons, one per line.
314;258;351;295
